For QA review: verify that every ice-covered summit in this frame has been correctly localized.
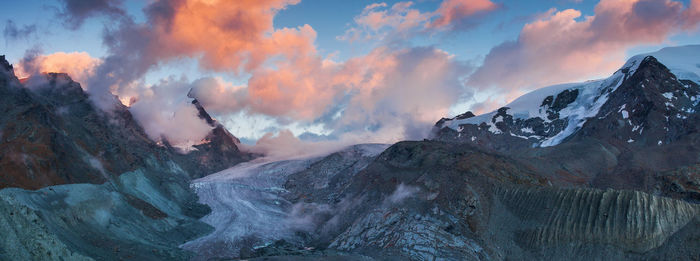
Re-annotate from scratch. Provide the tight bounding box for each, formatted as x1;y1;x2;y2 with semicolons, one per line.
433;45;700;150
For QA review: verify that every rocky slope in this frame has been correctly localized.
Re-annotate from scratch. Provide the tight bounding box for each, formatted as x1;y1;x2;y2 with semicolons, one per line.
0;55;249;260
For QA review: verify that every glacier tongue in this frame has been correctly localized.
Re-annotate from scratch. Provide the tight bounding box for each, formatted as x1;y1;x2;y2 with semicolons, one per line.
181;143;389;260
181;158;319;260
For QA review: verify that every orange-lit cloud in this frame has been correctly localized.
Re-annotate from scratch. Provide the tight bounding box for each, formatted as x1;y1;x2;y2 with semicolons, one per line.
16;52;101;88
428;0;499;29
87;0;313;111
339;0;498;42
192;45;471;139
684;0;700;28
160;0;311;72
468;0;700;104
339;2;430;42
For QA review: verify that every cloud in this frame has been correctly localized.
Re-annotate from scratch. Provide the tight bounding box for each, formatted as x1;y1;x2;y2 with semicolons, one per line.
10;50;210;150
427;0;499;30
684;0;700;29
56;0;126;29
84;0;311;112
338;2;430;42
128;77;213;149
241;129;341;160
386;183;420;204
3;20;36;43
339;0;498;42
53;0;472;152
15;51;101;88
190;46;472;141
468;0;700;98
186;77;247;115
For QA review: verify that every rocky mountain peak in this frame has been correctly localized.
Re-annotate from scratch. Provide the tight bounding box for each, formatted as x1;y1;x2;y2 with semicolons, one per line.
572;55;700;147
167;97;253;179
432;46;700;153
0;55;12;73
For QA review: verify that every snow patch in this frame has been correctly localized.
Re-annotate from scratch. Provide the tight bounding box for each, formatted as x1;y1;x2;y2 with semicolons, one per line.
621;110;629;119
662;92;674;100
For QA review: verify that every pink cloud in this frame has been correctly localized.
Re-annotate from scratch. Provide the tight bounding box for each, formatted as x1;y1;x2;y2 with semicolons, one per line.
147;0;309;73
190;46;471;140
339;0;498;42
427;0;499;29
468;0;700;105
15;52;101;89
65;0;471;147
684;0;700;28
88;0;313;112
338;1;430;42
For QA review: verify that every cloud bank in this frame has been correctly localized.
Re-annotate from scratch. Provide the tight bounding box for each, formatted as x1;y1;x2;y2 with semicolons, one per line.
39;0;700;155
15;51;101;88
339;0;499;42
469;0;700;94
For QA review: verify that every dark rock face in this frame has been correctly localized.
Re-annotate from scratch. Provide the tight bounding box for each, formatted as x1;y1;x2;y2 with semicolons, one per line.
543;89;579;120
0;71;158;189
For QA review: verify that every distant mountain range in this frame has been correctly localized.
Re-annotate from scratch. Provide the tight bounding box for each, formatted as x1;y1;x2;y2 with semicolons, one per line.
1;46;699;260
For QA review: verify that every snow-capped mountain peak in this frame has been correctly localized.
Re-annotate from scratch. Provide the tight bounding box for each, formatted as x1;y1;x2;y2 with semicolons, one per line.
433;45;700;151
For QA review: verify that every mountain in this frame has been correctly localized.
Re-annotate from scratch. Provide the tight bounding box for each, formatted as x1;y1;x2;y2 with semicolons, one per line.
433;46;700;197
170;46;700;260
2;44;700;261
0;57;251;189
433;46;700;151
0;55;250;260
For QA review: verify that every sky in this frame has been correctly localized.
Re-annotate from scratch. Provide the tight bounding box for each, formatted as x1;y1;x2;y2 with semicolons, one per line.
2;0;700;157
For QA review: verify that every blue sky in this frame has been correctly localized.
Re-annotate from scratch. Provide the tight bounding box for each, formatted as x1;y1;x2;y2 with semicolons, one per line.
4;0;688;68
